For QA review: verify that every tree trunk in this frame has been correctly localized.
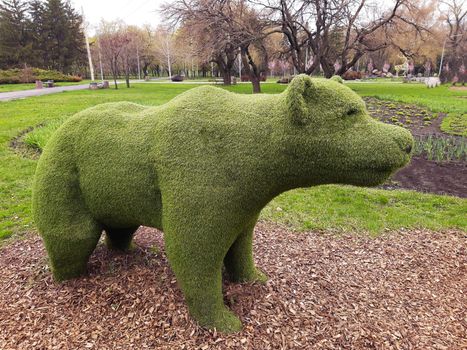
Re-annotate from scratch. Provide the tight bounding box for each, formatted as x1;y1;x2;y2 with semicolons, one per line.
112;59;118;90
167;54;172;79
305;57;321;76
222;71;232;85
217;59;232;85
320;59;334;78
125;62;130;88
142;63;149;78
251;77;261;93
241;47;261;93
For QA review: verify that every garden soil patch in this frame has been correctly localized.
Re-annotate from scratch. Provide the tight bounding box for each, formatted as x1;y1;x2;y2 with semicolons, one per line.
0;224;465;349
364;97;444;137
388;156;467;198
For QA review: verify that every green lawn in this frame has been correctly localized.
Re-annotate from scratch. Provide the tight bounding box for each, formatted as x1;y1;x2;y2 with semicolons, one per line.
0;82;466;239
263;186;465;234
346;81;467;114
0;80;92;93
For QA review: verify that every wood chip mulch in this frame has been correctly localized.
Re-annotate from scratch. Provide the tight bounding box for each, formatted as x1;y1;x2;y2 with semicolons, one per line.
0;223;465;350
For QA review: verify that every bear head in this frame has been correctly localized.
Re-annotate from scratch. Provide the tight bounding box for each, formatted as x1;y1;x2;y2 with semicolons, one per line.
282;74;413;187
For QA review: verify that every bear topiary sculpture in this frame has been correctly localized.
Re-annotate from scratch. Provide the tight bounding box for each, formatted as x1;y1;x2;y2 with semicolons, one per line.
33;75;413;332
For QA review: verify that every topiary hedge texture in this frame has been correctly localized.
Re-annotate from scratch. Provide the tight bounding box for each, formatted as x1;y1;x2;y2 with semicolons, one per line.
33;75;413;332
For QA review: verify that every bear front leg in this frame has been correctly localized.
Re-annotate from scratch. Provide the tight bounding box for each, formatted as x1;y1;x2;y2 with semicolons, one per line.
164;228;242;333
224;216;268;284
161;191;245;332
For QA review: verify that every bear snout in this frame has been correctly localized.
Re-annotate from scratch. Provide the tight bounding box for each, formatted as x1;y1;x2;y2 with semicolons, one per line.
390;126;414;158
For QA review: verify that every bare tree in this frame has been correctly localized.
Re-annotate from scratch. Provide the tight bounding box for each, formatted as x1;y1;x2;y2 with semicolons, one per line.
237;2;271;92
162;0;273;91
162;0;239;84
121;26;144;88
252;0;427;77
138;25;157;79
154;26;176;78
439;0;466;83
97;21;129;89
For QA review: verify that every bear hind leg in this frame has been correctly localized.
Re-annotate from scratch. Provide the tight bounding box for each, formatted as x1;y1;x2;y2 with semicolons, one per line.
224;216;268;283
41;216;102;282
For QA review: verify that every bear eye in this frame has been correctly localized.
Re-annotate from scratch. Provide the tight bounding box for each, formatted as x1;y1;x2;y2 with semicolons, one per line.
346;108;358;116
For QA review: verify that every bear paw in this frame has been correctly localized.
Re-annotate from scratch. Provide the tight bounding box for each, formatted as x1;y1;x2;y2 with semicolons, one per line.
205;307;243;333
228;268;269;284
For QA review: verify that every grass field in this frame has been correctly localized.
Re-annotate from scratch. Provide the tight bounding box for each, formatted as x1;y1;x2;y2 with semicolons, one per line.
0;81;466;239
346;81;467;115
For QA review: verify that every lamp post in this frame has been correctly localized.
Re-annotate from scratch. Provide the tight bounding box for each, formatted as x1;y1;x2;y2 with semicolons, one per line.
81;7;95;82
438;33;463;77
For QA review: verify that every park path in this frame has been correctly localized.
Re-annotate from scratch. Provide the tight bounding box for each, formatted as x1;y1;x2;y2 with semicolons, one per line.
0;79;250;103
0;83;92;102
0;80;139;102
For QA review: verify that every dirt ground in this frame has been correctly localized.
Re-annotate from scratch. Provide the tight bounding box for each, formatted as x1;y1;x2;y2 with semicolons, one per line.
449;86;467;92
0;224;465;350
387;156;467;198
364;97;445;137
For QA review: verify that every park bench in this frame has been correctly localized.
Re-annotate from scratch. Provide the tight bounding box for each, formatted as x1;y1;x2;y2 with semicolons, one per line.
209;76;237;85
89;81;110;90
35;80;55;89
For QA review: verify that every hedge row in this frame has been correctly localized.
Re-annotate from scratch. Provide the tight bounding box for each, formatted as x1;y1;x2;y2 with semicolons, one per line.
0;68;82;84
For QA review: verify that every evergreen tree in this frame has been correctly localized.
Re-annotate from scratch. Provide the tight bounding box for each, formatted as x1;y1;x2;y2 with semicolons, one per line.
0;0;86;73
63;1;86;73
41;0;85;73
0;0;31;68
28;0;45;68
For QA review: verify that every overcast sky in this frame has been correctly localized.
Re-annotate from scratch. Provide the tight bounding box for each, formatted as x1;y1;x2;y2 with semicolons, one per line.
72;0;165;30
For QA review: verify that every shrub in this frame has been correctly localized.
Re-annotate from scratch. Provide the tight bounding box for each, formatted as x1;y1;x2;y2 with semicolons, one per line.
171;75;184;82
241;74;267;82
277;76;293;84
0;68;82;84
23;118;67;151
342;70;363;80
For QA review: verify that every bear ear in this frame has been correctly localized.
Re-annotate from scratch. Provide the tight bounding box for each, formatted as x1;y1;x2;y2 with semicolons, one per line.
330;75;343;84
286;74;316;125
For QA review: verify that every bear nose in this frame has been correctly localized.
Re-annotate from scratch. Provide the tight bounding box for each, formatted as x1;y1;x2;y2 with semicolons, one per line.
405;144;412;154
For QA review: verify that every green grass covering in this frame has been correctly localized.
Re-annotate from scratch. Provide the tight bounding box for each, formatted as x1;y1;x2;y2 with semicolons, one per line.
32;75;413;331
441;113;467;136
1;80;466;331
